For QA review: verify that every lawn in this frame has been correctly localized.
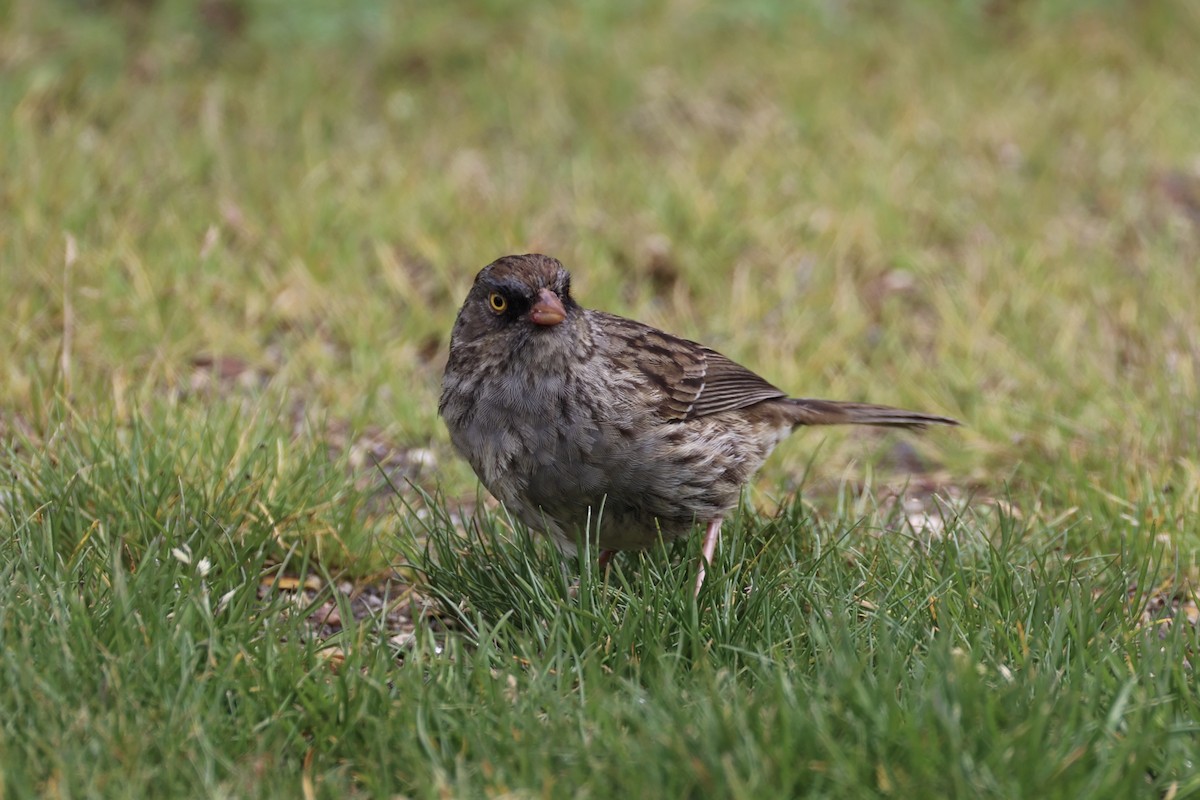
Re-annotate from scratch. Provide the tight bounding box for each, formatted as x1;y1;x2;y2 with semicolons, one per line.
2;0;1199;796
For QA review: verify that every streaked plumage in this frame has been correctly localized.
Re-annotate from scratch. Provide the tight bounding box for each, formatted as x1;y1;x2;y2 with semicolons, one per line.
439;254;957;594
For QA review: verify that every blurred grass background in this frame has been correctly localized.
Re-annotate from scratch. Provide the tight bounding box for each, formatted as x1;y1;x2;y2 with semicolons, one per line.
3;1;1200;796
4;0;1198;508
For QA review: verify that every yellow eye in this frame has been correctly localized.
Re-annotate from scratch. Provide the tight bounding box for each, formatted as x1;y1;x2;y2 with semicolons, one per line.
488;292;508;313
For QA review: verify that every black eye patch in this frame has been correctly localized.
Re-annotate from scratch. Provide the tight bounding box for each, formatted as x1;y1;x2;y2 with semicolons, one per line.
481;282;531;319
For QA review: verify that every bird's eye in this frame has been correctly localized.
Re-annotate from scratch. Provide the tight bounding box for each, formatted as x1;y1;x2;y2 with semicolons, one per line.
488;292;508;313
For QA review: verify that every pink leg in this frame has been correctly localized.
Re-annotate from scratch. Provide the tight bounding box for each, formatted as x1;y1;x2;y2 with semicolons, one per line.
694;517;723;598
598;549;616;571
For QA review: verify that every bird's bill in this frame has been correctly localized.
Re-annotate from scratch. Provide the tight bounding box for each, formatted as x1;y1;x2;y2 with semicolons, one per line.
529;288;567;326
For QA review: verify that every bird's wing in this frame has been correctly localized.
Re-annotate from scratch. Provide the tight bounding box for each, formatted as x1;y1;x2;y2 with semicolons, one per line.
594;312;787;422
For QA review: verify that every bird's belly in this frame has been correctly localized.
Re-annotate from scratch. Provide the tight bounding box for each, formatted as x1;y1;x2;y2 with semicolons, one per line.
449;388;787;552
521;415;781;551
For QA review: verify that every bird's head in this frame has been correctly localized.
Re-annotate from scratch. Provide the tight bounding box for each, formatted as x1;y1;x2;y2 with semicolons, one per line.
449;254;582;357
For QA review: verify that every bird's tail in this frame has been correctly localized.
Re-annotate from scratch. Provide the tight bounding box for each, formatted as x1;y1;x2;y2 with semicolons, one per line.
784;398;959;430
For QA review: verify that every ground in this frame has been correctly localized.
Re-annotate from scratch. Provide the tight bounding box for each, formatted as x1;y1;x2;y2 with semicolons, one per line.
2;1;1199;797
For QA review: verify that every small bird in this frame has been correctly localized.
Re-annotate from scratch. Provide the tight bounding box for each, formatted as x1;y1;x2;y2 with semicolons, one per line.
439;254;957;596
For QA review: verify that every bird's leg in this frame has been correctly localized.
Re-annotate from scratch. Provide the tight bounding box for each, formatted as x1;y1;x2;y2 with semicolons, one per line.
598;549;616;571
694;517;723;598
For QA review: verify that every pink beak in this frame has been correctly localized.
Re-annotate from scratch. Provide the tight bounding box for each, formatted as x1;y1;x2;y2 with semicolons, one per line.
529;288;567;326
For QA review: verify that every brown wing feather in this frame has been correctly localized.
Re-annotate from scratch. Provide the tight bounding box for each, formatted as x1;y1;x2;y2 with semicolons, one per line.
594;312;787;422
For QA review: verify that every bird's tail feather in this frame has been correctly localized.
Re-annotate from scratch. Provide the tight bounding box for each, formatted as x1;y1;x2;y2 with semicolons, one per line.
785;398;959;430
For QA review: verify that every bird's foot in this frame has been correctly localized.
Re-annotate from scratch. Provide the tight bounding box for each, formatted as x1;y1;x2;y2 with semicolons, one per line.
598;549;616;571
694;517;723;598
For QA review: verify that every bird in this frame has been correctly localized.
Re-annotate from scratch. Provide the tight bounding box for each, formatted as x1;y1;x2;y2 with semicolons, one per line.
438;254;958;597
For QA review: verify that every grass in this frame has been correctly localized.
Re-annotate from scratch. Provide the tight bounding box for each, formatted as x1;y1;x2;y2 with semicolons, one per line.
4;410;1198;797
3;0;1200;796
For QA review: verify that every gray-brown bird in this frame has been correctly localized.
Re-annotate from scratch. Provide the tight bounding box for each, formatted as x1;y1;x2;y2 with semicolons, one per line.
439;254;957;596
